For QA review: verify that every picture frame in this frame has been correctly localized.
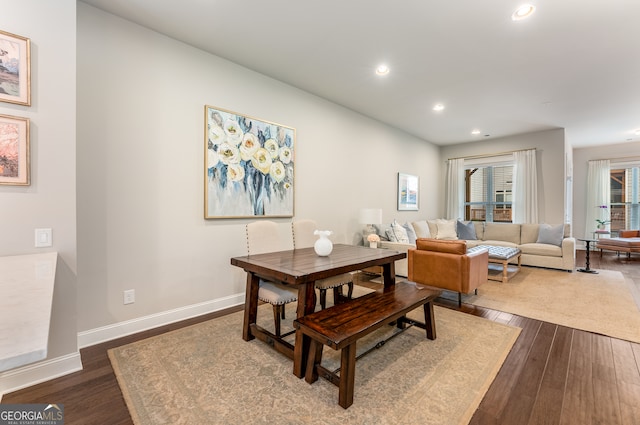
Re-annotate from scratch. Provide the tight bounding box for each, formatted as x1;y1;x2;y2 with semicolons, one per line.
204;105;295;219
397;172;419;211
0;114;30;185
0;29;31;106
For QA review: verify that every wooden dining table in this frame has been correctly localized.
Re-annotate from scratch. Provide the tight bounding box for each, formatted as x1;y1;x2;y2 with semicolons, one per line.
230;243;406;378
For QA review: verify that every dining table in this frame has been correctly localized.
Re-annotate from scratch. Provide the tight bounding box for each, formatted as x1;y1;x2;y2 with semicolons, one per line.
230;243;406;378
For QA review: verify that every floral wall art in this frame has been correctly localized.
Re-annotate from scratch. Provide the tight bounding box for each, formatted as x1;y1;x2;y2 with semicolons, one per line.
204;105;295;218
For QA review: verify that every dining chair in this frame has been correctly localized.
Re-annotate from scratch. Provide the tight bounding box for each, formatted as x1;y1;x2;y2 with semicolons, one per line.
292;219;354;309
246;221;298;337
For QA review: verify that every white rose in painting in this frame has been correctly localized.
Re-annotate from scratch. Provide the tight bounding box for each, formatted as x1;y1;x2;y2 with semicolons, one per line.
208;125;226;146
264;138;279;158
270;161;286;182
218;142;240;165
207;148;219;168
223;118;244;145
279;146;292;164
240;133;260;161
251;147;272;174
227;163;245;182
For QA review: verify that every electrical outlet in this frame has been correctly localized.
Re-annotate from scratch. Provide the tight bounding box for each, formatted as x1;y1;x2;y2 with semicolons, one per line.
35;228;53;248
123;289;135;305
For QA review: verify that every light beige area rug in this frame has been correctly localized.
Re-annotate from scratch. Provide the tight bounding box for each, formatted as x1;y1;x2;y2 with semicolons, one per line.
109;301;520;425
466;267;640;343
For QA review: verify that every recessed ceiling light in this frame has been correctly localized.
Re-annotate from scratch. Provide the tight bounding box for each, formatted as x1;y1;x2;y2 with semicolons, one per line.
375;64;390;76
635;129;640;136
512;4;536;20
433;103;445;112
471;129;481;135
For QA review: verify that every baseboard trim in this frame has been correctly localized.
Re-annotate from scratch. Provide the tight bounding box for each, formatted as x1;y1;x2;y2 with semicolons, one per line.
0;352;83;399
77;292;245;348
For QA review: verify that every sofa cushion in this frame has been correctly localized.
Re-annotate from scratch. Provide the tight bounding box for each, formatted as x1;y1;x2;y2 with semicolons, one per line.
519;243;563;257
457;220;477;240
536;223;564;246
411;220;431;239
473;222;484;240
483;223;521;245
416;238;466;255
520;224;540;244
428;219;458;240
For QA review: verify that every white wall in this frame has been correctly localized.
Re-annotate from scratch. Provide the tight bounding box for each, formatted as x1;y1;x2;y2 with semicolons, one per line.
76;4;441;333
573;141;640;240
0;1;78;391
439;129;567;225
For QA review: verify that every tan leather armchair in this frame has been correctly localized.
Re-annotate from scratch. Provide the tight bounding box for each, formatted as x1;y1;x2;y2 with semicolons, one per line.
408;239;489;306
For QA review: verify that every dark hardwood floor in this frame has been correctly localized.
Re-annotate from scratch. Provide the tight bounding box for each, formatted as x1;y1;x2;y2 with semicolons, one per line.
2;250;639;424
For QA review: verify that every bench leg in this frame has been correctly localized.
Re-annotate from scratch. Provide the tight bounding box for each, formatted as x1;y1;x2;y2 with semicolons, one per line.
339;343;357;409
424;301;436;340
305;339;323;384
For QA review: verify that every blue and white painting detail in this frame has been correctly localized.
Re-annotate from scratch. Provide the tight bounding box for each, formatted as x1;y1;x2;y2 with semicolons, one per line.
205;106;294;218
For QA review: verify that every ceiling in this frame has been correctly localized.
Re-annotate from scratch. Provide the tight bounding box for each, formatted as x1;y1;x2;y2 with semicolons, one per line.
80;0;640;148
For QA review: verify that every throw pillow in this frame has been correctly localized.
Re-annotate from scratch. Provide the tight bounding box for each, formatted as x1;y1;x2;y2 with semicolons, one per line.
412;220;431;238
435;219;458;240
390;220;410;243
373;224;389;241
403;222;417;244
536;223;564;246
456;220;477;240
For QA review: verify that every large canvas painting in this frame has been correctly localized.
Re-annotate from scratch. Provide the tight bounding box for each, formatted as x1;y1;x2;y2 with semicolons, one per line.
0;114;30;185
204;105;295;218
0;30;30;106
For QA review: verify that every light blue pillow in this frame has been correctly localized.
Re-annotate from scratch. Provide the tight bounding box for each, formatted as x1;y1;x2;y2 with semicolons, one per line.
536;223;564;246
457;220;477;240
403;222;417;244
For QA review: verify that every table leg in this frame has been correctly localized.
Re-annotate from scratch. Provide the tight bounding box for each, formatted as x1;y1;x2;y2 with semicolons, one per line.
293;282;317;378
381;262;396;288
242;272;260;341
578;240;598;274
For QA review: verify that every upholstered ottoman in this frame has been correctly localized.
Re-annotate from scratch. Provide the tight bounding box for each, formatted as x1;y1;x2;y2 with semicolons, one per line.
596;237;640;258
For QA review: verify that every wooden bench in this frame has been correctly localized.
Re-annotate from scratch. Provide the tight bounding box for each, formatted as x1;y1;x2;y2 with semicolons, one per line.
292;281;442;408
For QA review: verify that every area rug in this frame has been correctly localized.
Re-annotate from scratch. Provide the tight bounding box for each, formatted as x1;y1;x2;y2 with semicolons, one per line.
109;299;520;425
466;266;640;343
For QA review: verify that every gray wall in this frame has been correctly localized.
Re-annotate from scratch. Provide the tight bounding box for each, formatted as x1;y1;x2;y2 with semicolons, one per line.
573;141;640;240
76;3;442;332
439;129;567;226
0;1;77;367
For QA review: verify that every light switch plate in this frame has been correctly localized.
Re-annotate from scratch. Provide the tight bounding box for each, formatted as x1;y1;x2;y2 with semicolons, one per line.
35;228;52;248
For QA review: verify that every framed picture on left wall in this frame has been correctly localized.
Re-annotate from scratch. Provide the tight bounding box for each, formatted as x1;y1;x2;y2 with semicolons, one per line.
0;29;31;106
0;114;30;185
204;105;295;218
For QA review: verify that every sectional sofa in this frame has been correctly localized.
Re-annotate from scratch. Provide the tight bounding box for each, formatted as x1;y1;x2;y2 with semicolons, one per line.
378;219;575;277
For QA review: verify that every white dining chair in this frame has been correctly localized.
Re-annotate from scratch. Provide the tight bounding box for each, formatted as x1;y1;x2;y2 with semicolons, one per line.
292;219;354;309
246;221;298;337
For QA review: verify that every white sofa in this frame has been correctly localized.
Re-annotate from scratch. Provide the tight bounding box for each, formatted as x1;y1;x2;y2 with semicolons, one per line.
379;220;575;277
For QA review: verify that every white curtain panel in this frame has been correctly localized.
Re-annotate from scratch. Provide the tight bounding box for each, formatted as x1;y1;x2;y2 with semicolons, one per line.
445;158;465;220
513;149;538;223
585;159;611;236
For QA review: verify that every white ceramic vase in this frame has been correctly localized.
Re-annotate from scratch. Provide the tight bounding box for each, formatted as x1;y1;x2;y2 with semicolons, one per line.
369;241;378;249
313;230;333;256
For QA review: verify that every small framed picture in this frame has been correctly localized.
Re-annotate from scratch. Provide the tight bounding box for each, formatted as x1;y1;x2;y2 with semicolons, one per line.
0;113;30;185
0;29;31;106
397;172;419;211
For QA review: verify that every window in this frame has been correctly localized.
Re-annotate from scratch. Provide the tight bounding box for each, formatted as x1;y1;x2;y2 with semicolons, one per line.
610;167;640;231
465;165;513;222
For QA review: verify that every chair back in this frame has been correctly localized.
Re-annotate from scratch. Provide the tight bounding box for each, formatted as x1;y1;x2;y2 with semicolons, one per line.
246;221;290;255
292;219;318;249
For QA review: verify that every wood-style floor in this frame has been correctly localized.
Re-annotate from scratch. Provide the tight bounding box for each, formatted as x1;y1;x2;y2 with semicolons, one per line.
2;251;639;424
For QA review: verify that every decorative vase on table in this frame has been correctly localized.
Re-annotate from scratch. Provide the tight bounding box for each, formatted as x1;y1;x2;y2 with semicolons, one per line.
313;230;333;256
369;241;378;249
